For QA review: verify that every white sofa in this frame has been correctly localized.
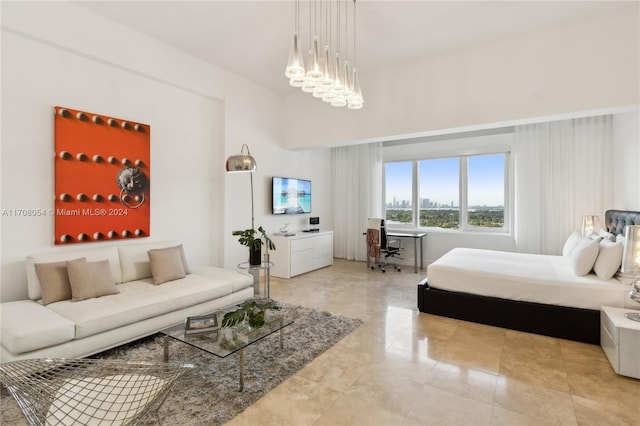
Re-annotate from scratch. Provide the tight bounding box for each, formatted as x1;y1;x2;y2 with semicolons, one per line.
0;240;254;362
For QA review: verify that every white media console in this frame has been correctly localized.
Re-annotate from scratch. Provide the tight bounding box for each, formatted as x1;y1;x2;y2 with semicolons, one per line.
269;231;333;279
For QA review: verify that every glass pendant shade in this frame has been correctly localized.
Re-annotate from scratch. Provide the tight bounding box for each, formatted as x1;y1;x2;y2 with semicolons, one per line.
289;74;305;87
302;79;318;92
285;31;305;78
348;68;363;109
341;60;353;101
305;37;323;81
312;83;328;98
330;53;345;95
319;46;334;88
322;89;337;102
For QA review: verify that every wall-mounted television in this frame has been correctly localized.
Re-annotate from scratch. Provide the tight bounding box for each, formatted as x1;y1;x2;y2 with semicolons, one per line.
272;176;311;215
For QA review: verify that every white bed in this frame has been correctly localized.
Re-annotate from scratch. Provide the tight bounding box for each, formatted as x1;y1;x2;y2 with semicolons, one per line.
417;209;640;344
426;247;632;310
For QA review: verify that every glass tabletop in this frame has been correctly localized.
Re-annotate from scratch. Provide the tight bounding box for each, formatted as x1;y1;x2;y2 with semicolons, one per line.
160;305;292;358
237;261;274;270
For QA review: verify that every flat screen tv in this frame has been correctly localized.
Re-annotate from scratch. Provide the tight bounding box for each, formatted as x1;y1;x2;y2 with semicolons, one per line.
272;176;311;215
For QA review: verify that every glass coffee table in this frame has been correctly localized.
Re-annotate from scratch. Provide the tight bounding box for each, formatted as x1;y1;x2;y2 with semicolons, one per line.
160;304;292;391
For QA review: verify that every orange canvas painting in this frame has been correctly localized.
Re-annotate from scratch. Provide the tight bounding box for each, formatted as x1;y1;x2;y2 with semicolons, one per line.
54;106;150;245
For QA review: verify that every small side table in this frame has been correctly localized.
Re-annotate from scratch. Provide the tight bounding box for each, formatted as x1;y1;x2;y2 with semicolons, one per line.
601;306;640;379
238;261;274;298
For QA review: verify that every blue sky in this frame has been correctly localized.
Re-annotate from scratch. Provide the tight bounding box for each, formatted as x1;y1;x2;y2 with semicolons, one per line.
385;154;504;207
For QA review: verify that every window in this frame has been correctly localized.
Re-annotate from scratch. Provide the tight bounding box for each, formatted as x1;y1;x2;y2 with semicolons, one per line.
384;162;414;225
466;154;505;228
419;158;459;228
384;152;509;231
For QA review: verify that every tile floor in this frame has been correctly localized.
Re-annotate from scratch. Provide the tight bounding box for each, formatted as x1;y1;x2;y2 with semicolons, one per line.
228;259;639;426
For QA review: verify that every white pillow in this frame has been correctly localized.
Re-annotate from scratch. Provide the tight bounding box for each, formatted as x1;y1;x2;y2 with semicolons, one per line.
598;229;616;242
570;237;600;276
593;240;624;280
562;232;583;256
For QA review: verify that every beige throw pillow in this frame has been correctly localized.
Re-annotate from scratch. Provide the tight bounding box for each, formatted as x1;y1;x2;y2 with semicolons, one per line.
67;259;119;302
34;258;86;305
148;246;186;285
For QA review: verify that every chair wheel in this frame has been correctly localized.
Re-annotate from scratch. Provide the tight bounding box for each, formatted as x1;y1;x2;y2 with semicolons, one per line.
371;266;375;270
397;269;401;272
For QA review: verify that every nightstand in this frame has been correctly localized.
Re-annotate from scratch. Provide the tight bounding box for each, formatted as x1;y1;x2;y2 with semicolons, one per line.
601;306;640;379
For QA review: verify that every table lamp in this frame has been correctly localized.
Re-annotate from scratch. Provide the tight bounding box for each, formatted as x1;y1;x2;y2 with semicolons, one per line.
581;215;601;236
621;225;640;321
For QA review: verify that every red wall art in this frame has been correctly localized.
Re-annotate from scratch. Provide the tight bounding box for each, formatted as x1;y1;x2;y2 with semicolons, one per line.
54;106;150;245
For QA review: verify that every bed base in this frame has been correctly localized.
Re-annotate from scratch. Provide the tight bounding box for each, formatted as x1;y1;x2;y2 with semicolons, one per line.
417;279;600;344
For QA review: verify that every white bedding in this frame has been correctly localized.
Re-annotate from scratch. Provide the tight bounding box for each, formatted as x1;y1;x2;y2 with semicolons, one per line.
427;248;633;310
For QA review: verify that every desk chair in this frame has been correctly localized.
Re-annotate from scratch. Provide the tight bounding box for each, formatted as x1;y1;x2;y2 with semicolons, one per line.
366;218;403;272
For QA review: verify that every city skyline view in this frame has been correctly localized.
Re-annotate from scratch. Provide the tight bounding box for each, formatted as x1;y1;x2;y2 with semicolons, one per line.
385;154;505;208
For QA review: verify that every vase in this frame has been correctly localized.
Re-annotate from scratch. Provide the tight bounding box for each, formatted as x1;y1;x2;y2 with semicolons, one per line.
249;246;262;266
247;310;265;328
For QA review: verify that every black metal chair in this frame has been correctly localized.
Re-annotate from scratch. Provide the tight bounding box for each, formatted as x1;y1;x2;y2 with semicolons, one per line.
367;218;403;272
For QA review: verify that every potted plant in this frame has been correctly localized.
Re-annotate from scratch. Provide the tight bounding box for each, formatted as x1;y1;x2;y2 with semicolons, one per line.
221;299;281;329
232;226;276;265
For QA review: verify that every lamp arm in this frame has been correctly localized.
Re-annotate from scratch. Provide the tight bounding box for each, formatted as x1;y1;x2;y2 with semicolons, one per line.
250;170;255;233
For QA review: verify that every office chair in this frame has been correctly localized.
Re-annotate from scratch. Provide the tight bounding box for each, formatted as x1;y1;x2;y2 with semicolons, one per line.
366;218;403;272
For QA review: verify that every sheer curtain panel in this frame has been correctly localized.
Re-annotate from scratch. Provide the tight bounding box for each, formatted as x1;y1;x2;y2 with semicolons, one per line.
331;143;383;261
514;115;613;254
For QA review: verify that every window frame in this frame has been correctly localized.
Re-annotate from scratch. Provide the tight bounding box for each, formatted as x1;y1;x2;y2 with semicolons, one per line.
383;151;511;233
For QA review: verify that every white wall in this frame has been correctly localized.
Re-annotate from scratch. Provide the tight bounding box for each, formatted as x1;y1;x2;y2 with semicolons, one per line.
612;111;640;210
222;72;332;268
283;4;639;149
0;2;332;302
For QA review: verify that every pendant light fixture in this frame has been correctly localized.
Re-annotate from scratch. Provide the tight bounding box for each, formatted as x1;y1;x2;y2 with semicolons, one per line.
285;0;305;80
347;0;363;109
285;0;363;110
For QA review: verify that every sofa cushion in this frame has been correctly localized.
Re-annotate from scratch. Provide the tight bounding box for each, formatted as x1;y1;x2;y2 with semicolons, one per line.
118;241;190;283
148;246;186;285
67;259;119;302
1;300;75;353
35;257;85;305
150;274;234;312
26;246;121;300
48;274;234;339
191;266;254;292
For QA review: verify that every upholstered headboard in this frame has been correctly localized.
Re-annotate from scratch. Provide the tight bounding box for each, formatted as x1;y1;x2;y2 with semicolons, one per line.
604;210;640;236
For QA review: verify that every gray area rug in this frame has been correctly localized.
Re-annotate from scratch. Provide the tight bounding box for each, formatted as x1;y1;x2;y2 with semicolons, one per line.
0;303;362;425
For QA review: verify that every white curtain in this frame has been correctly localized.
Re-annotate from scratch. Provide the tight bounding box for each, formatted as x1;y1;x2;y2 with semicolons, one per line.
513;115;613;254
331;143;383;261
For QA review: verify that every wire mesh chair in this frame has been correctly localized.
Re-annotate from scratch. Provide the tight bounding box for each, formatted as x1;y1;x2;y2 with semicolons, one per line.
0;358;195;426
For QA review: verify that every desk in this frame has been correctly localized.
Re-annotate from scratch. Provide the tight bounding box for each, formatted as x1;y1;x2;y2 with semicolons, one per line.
387;231;427;273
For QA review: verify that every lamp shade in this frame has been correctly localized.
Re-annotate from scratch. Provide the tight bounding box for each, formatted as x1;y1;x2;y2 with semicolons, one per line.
225;144;257;173
581;215;601;236
621;225;640;275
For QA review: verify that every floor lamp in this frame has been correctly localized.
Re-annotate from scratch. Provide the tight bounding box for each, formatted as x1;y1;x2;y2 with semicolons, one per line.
225;144;257;232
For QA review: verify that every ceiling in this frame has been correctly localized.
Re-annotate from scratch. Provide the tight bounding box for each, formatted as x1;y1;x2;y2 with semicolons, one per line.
75;1;627;93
